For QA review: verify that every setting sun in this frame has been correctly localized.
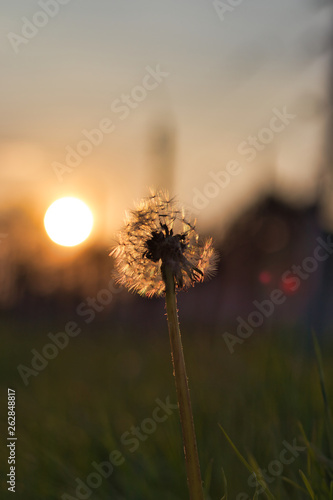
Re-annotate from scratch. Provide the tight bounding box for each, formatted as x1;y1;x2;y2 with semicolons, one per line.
44;197;94;247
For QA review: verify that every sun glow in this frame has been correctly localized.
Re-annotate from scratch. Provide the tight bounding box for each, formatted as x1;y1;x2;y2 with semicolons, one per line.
44;197;93;247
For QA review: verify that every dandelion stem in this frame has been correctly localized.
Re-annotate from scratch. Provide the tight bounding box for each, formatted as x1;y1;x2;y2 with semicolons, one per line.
163;264;204;500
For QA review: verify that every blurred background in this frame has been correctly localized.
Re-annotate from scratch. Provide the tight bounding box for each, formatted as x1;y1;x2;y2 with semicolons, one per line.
1;1;333;498
1;0;333;329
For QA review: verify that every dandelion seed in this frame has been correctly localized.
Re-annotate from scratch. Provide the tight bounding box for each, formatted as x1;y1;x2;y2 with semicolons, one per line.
111;189;218;297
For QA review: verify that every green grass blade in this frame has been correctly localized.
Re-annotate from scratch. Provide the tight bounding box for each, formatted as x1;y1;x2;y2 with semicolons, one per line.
312;330;329;409
297;421;315;468
312;330;333;457
220;467;228;500
252;479;265;500
218;424;253;474
299;469;316;499
203;458;213;495
247;453;276;500
218;424;275;500
280;475;308;494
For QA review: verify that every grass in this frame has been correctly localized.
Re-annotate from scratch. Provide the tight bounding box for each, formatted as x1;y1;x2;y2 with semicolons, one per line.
0;315;332;499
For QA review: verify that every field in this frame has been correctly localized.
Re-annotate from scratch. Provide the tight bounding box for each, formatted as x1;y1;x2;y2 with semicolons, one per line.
1;314;333;500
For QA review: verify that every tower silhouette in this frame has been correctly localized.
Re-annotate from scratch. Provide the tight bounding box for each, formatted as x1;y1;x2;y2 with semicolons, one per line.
147;120;176;195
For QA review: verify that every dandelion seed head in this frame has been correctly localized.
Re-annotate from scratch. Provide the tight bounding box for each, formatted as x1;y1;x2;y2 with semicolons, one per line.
111;189;218;297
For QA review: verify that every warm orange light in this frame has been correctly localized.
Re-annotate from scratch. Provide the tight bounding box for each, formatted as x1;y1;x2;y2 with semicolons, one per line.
44;197;93;247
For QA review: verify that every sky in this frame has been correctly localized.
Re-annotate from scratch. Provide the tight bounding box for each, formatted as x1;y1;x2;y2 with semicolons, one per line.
0;0;332;245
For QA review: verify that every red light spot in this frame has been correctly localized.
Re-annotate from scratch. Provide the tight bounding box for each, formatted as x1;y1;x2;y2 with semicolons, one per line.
281;276;298;295
259;270;272;284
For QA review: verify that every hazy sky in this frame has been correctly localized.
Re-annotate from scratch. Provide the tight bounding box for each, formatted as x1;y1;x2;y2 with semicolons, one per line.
0;0;332;242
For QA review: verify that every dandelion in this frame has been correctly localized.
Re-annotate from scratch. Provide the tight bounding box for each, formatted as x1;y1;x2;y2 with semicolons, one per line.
111;189;218;500
112;189;217;297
